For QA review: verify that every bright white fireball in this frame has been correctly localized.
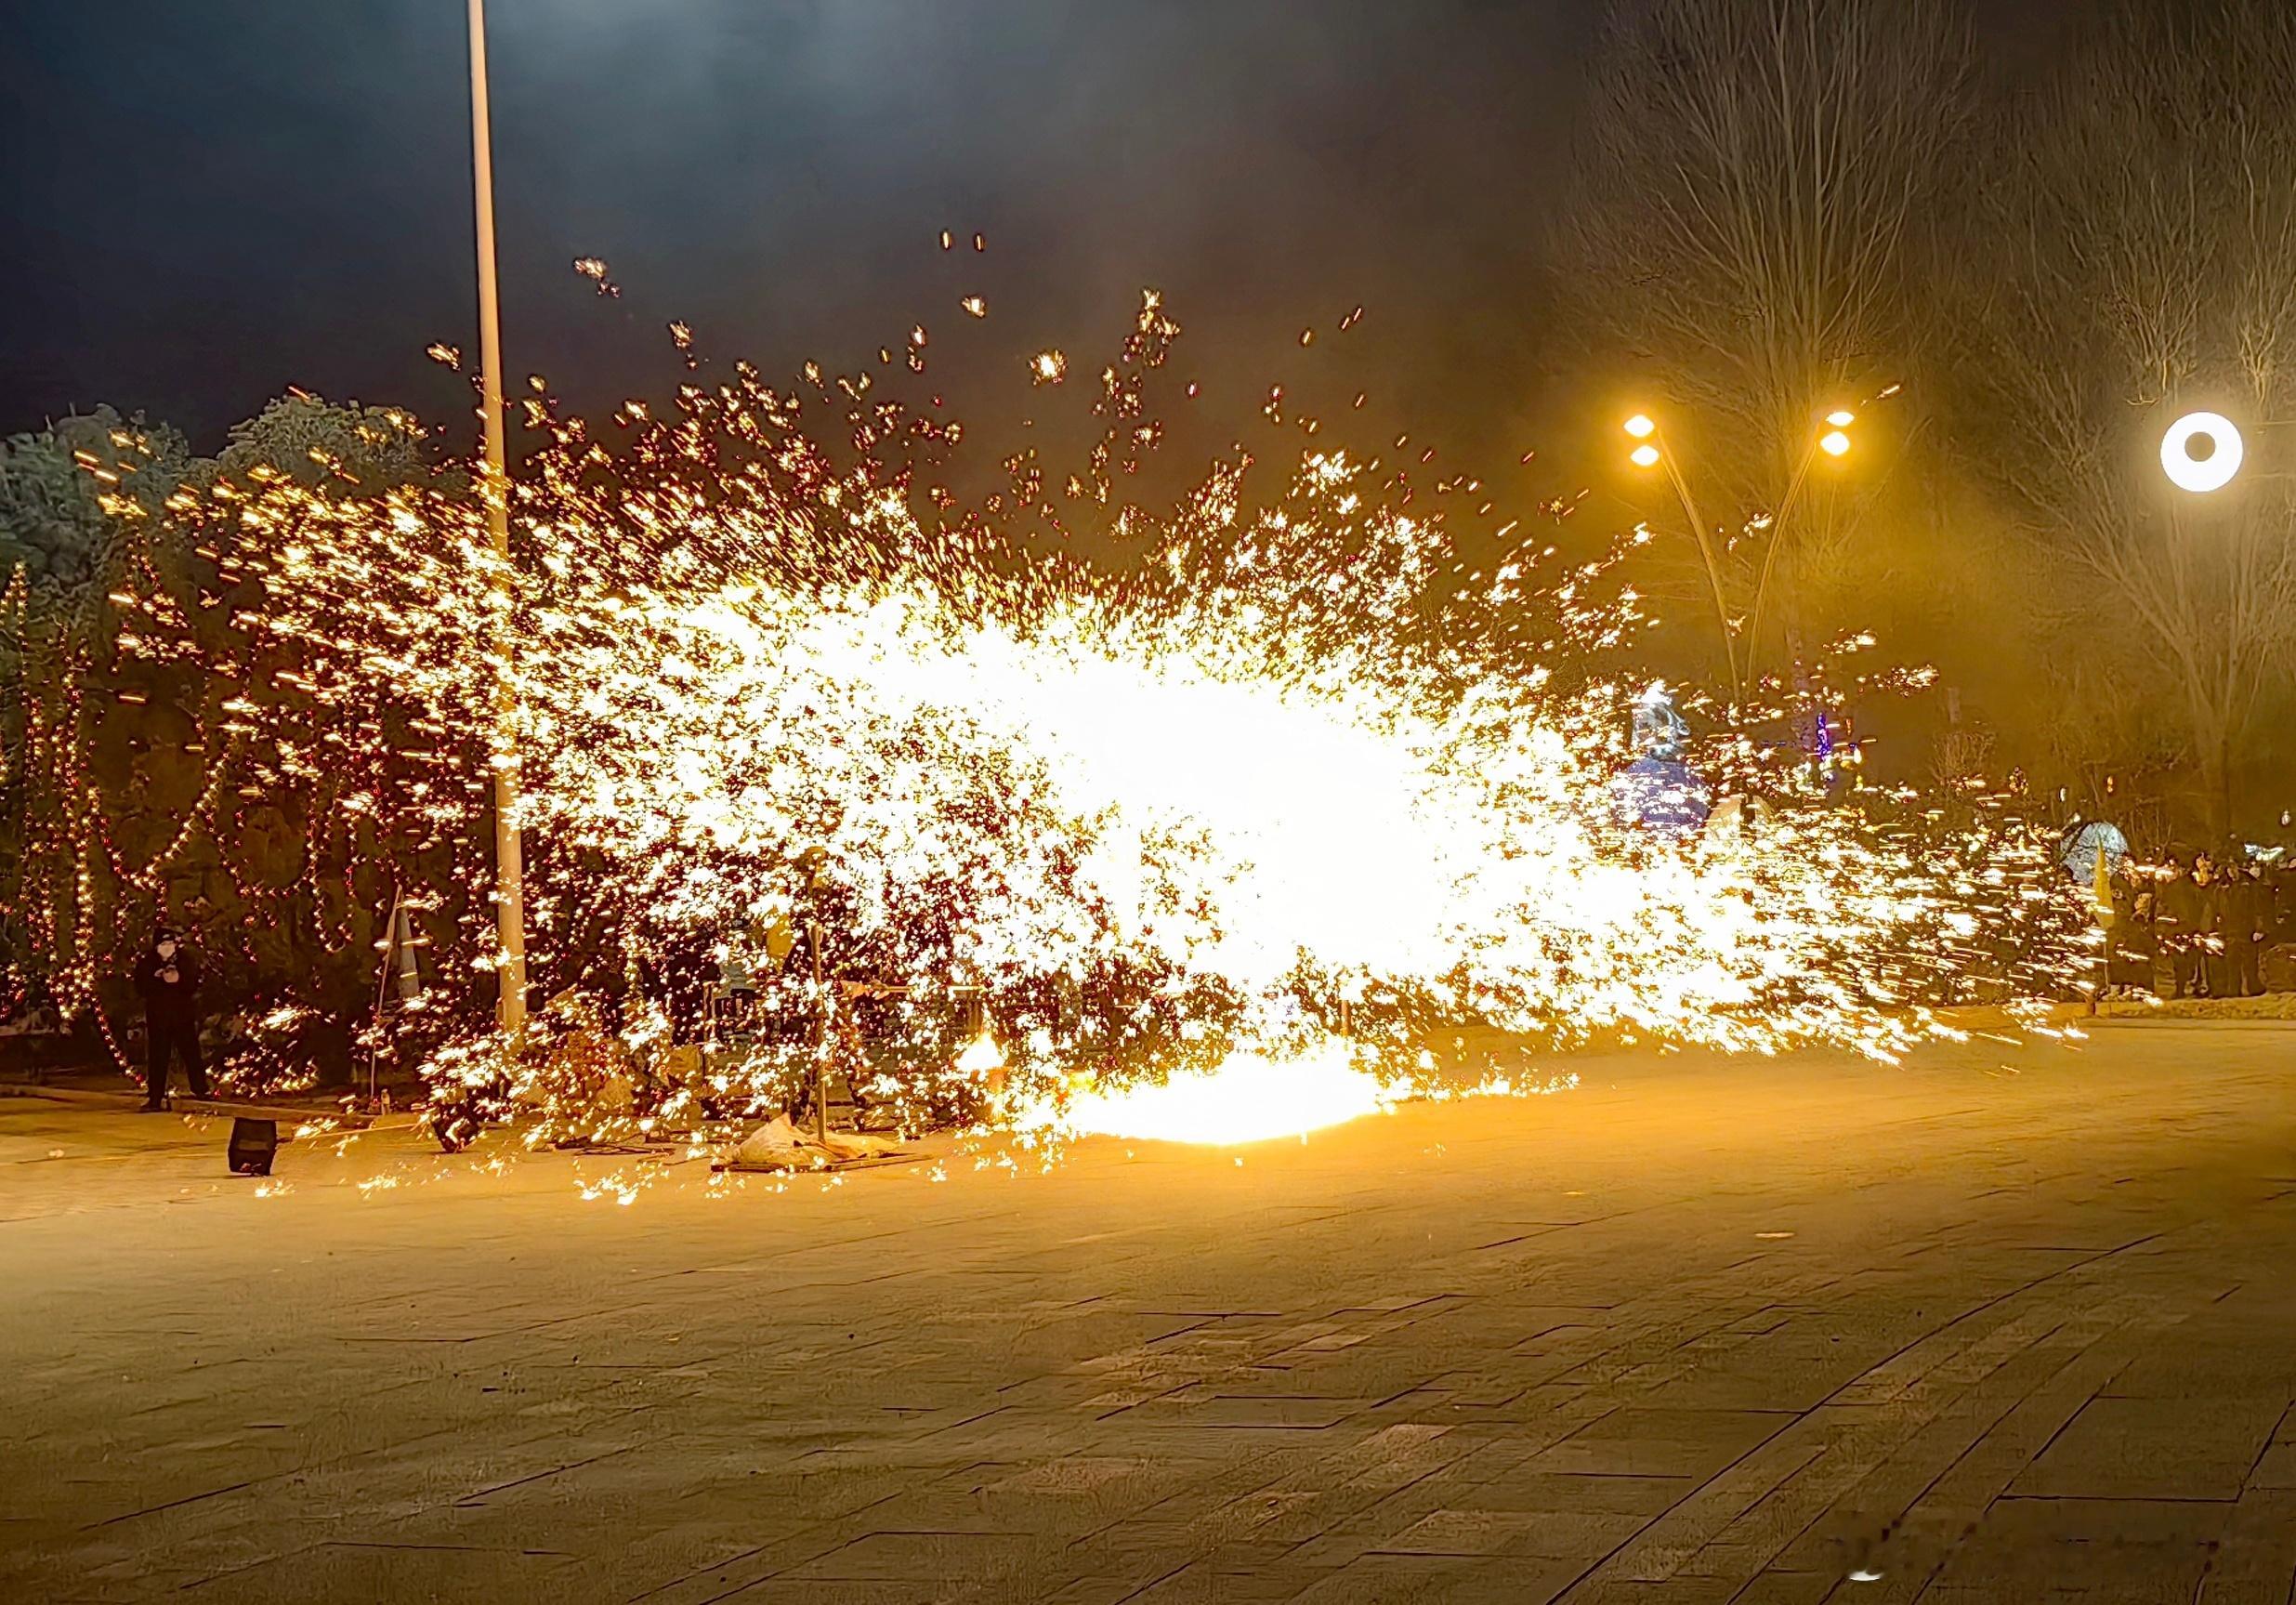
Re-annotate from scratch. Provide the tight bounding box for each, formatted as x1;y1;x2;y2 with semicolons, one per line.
1022;1042;1393;1146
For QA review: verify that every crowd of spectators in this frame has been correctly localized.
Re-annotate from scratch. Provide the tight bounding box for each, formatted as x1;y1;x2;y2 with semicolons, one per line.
2101;846;2295;999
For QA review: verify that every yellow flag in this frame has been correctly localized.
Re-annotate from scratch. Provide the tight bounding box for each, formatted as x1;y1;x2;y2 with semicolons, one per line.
764;916;797;964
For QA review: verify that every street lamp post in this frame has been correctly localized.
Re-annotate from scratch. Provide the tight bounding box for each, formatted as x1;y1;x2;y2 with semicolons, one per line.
1624;413;1739;702
1623;407;1863;706
1743;410;1856;671
466;0;529;1040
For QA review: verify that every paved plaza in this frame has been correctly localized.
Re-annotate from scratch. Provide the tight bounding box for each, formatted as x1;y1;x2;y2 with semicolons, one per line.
6;1020;2296;1603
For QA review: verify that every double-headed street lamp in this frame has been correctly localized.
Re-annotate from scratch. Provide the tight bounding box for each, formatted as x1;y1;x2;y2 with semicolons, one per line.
1621;406;1862;702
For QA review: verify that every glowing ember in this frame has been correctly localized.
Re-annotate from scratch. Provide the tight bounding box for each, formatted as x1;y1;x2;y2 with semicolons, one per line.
1020;1041;1392;1147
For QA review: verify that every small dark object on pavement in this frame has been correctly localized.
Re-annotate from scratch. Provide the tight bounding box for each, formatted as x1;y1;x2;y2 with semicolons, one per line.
228;1118;278;1177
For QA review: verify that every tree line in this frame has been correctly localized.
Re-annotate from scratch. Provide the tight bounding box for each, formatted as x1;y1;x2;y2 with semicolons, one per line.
0;398;490;1079
1555;0;2296;841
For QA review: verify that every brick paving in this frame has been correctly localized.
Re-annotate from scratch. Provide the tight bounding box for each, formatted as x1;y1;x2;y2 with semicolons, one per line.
5;1020;2296;1602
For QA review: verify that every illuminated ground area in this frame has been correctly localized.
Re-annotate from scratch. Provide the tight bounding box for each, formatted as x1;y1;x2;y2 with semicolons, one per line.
6;1025;2296;1603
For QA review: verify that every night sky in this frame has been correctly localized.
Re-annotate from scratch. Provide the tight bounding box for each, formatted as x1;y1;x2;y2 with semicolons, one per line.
5;1;2081;472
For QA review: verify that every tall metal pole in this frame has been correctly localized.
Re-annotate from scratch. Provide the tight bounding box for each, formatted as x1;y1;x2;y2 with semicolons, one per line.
1654;428;1739;704
468;0;529;1040
1743;432;1828;687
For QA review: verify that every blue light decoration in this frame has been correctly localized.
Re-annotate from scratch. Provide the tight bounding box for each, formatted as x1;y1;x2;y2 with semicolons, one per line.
1809;706;1849;793
1611;682;1712;839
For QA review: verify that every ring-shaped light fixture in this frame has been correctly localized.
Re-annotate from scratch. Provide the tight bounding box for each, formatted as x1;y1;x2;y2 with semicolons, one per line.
2160;411;2245;493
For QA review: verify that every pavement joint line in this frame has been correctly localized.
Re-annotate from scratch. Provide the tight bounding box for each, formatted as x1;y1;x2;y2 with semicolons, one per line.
1859;1306;2177;1601
2235;1400;2296;1492
454;1444;639;1505
1603;1270;2171;1585
83;1478;262;1531
1992;1492;2240;1505
1686;1336;2066;1584
166;1536;333;1593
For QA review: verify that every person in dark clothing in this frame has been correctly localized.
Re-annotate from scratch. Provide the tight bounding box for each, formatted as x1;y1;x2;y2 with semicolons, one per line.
2106;860;2156;994
2226;861;2268;998
2194;852;2232;999
132;927;208;1108
2158;852;2205;999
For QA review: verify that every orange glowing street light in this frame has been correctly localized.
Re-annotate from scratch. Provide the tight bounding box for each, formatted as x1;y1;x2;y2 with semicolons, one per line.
1746;404;1868;667
1621;410;1737;699
1621;401;1872;698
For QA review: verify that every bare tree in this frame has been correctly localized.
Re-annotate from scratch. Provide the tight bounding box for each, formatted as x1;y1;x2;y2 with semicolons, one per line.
1559;0;1975;691
1959;0;2296;837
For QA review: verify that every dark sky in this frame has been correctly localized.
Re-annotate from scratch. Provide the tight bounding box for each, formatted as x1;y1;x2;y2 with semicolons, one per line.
4;1;2081;474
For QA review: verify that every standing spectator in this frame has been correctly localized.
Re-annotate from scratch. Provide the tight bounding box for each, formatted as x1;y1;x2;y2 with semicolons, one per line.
2158;850;2205;1000
132;927;209;1109
2107;859;2156;995
2194;851;2232;999
2226;859;2269;998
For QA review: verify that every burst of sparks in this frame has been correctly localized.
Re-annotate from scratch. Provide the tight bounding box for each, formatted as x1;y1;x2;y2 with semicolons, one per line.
39;289;2093;1188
